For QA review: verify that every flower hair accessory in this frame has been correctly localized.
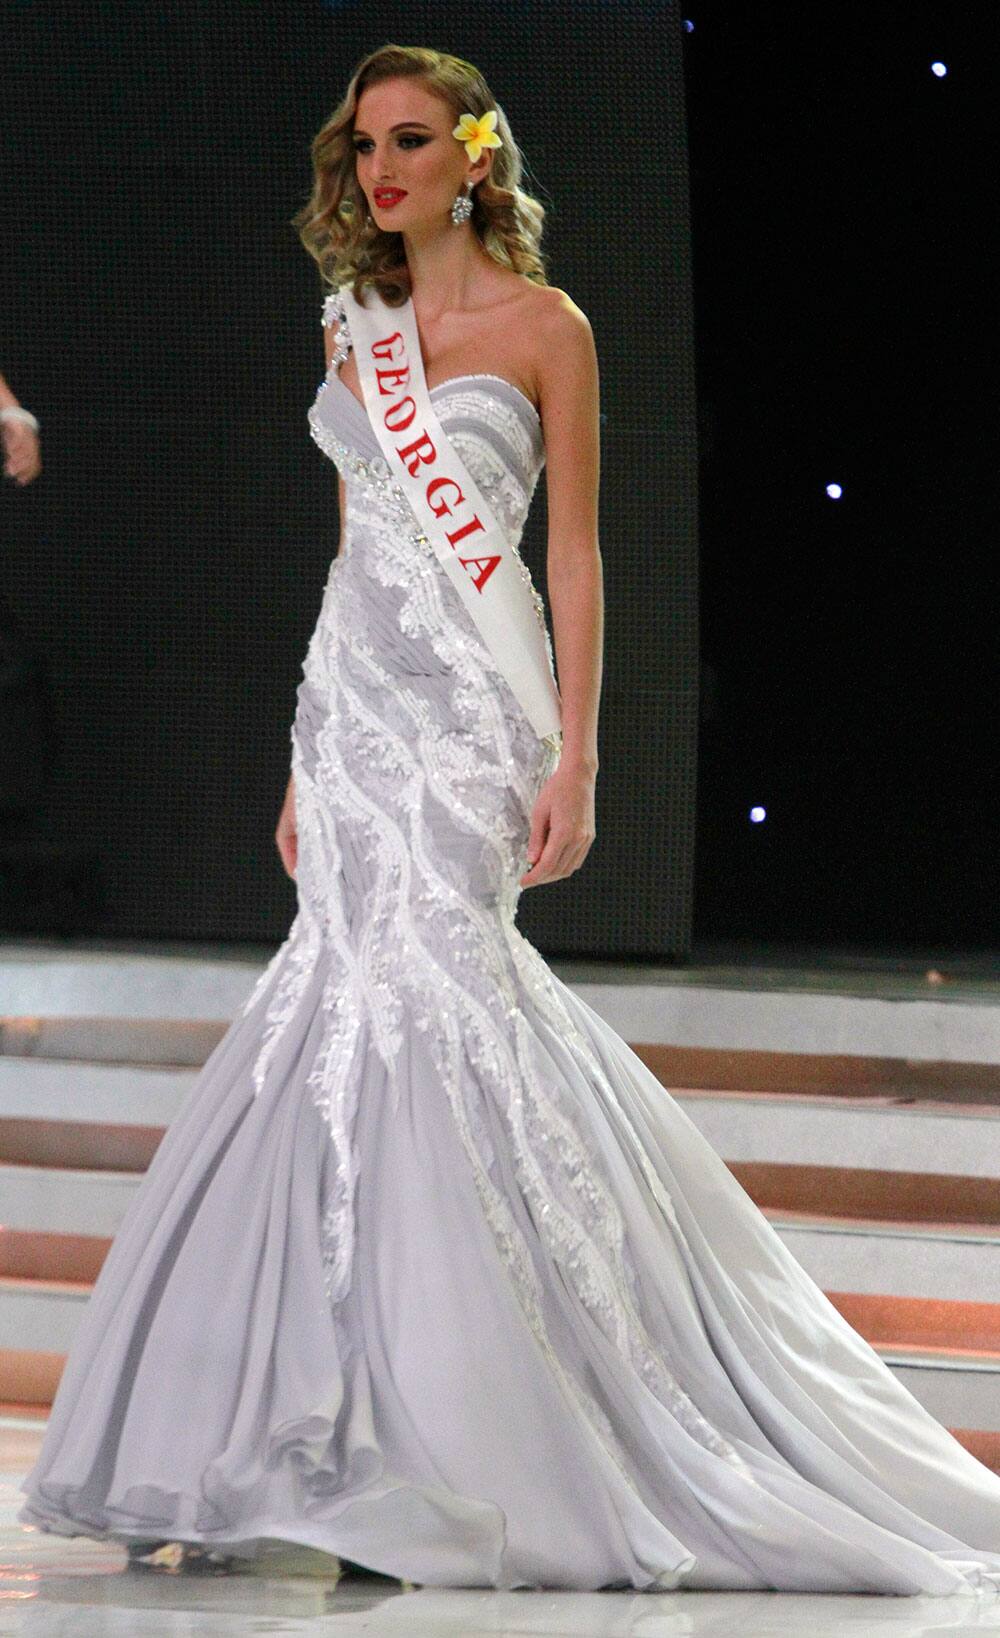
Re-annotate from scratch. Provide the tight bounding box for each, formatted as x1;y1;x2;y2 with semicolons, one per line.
452;109;502;163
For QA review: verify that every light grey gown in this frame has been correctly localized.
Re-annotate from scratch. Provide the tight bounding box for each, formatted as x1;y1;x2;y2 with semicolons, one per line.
17;289;1000;1595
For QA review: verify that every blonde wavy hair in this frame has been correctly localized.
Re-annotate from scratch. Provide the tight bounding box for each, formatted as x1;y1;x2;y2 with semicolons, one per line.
291;43;549;308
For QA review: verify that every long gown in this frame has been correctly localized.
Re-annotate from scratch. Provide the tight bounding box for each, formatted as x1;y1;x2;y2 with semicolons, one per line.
17;289;1000;1596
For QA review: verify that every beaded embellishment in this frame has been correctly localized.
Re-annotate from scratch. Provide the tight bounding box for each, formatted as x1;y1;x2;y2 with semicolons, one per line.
321;288;352;368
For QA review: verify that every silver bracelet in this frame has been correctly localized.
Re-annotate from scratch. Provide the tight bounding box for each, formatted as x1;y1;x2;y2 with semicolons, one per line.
0;406;40;433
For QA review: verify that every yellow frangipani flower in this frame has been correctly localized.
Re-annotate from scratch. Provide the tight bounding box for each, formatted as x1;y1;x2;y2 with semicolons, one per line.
452;109;502;164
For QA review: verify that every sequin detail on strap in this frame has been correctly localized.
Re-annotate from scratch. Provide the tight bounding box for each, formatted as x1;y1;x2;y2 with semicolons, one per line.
321;287;352;368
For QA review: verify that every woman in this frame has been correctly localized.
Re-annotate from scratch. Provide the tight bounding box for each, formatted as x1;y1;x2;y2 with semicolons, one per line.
18;44;1000;1596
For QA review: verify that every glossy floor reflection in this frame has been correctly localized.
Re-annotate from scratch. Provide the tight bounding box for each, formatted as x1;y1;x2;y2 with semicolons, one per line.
4;1424;1000;1637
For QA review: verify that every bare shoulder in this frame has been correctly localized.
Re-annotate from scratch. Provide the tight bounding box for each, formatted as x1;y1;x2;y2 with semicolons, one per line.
533;283;595;330
520;282;591;341
533;285;595;370
487;274;591;335
525;286;598;409
527;285;600;554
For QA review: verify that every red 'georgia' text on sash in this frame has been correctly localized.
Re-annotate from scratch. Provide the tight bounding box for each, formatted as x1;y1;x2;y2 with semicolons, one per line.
369;328;501;595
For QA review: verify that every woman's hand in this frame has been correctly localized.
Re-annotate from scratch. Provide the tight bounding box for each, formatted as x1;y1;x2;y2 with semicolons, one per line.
2;421;41;486
520;759;597;888
275;773;297;879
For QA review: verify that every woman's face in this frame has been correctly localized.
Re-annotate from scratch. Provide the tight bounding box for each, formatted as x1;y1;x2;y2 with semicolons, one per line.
352;77;484;230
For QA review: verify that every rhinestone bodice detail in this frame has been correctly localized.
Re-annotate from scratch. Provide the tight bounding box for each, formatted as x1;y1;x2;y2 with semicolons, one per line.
308;370;546;538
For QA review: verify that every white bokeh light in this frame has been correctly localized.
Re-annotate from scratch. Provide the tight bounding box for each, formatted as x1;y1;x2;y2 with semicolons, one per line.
826;482;843;499
931;61;947;77
749;806;766;824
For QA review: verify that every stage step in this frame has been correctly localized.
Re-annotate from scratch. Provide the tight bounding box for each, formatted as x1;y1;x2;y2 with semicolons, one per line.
4;941;1000;1059
826;1290;1000;1351
3;1159;996;1300
4;1050;1000;1171
635;1043;1000;1104
5;1008;1000;1089
671;1086;1000;1174
0;1014;225;1066
0;1162;141;1238
761;1208;1000;1303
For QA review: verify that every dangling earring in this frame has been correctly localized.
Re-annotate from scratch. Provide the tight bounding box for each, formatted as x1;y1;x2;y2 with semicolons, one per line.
450;180;474;226
365;212;374;229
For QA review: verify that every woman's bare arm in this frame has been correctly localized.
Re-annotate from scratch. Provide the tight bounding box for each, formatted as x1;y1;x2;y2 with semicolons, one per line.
534;290;603;775
519;290;602;889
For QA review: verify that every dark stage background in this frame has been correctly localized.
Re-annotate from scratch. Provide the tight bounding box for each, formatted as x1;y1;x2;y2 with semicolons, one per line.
0;0;699;955
687;5;997;948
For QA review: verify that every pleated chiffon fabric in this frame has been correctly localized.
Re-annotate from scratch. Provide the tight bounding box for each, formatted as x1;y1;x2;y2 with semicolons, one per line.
18;296;1000;1594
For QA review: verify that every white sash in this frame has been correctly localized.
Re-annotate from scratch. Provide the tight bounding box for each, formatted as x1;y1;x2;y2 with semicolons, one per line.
340;282;562;748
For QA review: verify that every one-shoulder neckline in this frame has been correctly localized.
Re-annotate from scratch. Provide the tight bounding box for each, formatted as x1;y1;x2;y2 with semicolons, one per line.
328;367;541;428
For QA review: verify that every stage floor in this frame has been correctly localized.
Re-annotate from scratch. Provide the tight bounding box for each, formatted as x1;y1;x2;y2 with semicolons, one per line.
4;1422;1000;1637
